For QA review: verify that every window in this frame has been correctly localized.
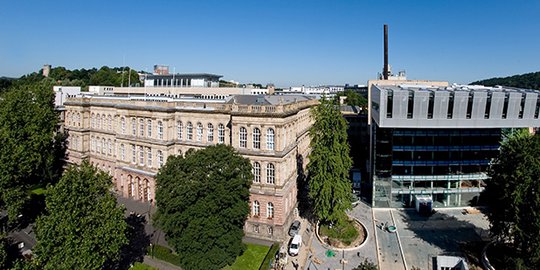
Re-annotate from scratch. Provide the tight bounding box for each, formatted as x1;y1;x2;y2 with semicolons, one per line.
157;121;164;139
97;114;101;129
120;117;126;134
108;139;112;155
253;162;261;183
407;91;414;119
485;92;492;119
147;147;152;167
196;122;203;142
386;90;393;118
108;115;112;130
139;146;144;165
266;163;275;184
466;92;474;119
253;225;259;233
267;202;274;218
218;124;225;144
253;128;261;149
157;150;164;167
101;138;106;154
427;91;434;119
239;127;247;148
207;123;214;142
131;144;136;163
187;122;193;140
147;120;152;138
91;137;95;152
535;95;540;119
518;93;526;119
91;113;95;128
502;92;510;119
131;118;136;135
177;121;183;140
447;92;454;119
253;201;260;216
139;119;145;137
267;226;273;235
120;144;125;161
266;128;275;150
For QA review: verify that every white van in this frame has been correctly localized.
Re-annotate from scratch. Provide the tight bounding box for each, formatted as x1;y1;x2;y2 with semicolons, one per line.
289;234;302;256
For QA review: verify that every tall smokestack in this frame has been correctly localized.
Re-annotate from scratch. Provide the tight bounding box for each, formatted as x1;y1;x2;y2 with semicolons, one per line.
383;24;389;80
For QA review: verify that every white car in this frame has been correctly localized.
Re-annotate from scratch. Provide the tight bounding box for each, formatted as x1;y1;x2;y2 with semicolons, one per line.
288;234;302;256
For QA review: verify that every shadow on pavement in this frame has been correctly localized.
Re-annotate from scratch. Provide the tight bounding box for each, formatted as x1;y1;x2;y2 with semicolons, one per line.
114;214;151;270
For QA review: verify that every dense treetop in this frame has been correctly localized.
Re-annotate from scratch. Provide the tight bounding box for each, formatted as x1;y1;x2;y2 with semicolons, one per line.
485;131;540;269
154;145;252;270
471;71;540;90
34;162;128;270
307;98;353;224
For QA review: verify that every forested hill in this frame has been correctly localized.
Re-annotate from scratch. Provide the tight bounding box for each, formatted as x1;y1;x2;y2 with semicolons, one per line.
470;71;540;90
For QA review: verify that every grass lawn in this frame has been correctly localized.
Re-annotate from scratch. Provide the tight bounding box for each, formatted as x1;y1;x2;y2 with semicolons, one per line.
129;262;158;270
223;243;271;270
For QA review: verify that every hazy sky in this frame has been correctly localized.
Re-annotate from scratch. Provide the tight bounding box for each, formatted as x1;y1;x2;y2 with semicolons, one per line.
1;0;539;87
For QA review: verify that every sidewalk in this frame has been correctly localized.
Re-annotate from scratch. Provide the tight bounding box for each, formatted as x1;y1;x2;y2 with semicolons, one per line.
143;255;182;270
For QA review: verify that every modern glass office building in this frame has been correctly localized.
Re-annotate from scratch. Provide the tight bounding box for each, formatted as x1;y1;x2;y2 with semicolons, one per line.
370;84;540;208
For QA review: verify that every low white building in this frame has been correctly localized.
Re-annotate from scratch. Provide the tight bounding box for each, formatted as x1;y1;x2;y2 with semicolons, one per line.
53;86;81;107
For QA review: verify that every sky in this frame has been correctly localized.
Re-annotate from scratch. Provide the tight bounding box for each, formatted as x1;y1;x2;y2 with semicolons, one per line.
1;0;539;87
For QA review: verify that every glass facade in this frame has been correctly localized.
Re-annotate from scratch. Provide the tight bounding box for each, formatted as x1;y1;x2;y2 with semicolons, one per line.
372;126;501;208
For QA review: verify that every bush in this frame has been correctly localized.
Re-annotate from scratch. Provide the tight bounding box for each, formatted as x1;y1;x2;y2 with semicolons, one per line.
320;219;359;245
148;245;182;267
259;243;280;270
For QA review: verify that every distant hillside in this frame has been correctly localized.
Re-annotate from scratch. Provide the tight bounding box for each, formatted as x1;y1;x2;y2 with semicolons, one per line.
471;71;540;90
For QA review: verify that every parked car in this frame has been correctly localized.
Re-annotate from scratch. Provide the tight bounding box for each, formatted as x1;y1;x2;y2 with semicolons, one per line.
288;220;301;237
288;234;302;256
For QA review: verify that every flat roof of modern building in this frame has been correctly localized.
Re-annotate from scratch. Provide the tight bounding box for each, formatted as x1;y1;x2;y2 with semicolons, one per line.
146;73;222;79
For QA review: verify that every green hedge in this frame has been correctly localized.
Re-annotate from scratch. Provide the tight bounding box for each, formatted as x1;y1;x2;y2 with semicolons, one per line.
148;245;182;267
259;243;280;270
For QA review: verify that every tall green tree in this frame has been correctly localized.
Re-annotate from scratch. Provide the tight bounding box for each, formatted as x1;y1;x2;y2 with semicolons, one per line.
0;82;60;221
307;98;353;224
485;132;540;269
33;162;128;270
154;145;252;270
337;90;368;109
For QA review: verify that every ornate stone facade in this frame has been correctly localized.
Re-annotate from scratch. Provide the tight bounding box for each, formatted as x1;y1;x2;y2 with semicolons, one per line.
63;95;316;241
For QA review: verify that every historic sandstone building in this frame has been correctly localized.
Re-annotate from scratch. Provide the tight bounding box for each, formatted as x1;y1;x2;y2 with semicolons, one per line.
63;92;316;241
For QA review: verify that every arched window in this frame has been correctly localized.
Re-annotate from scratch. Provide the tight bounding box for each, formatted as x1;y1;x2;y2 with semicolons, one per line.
108;139;112;155
90;136;95;152
253;128;261;149
266;128;275;150
143;179;150;202
120;144;125;161
253;201;260;216
207;123;214;142
120;117;126;134
266;163;275;184
239;127;247;148
267;202;274;218
177;121;183;140
108;115;112;130
196;122;203;142
66;112;71;126
77;113;81;127
139;119;145;137
147;147;152;167
186;122;193;140
131;118;136;135
157;150;164;167
91;113;95;128
138;146;144;165
96;137;101;153
253;162;261;183
97;114;101;129
147;119;152;138
137;177;143;200
157;121;164;140
128;175;134;197
101;138;106;154
218;123;225;144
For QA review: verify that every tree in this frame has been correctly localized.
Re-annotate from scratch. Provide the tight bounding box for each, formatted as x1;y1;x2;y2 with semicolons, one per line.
352;259;378;270
307;98;353;224
154;144;252;270
33;162;128;270
0;82;60;222
337;90;368;109
485;132;540;269
471;71;540;90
